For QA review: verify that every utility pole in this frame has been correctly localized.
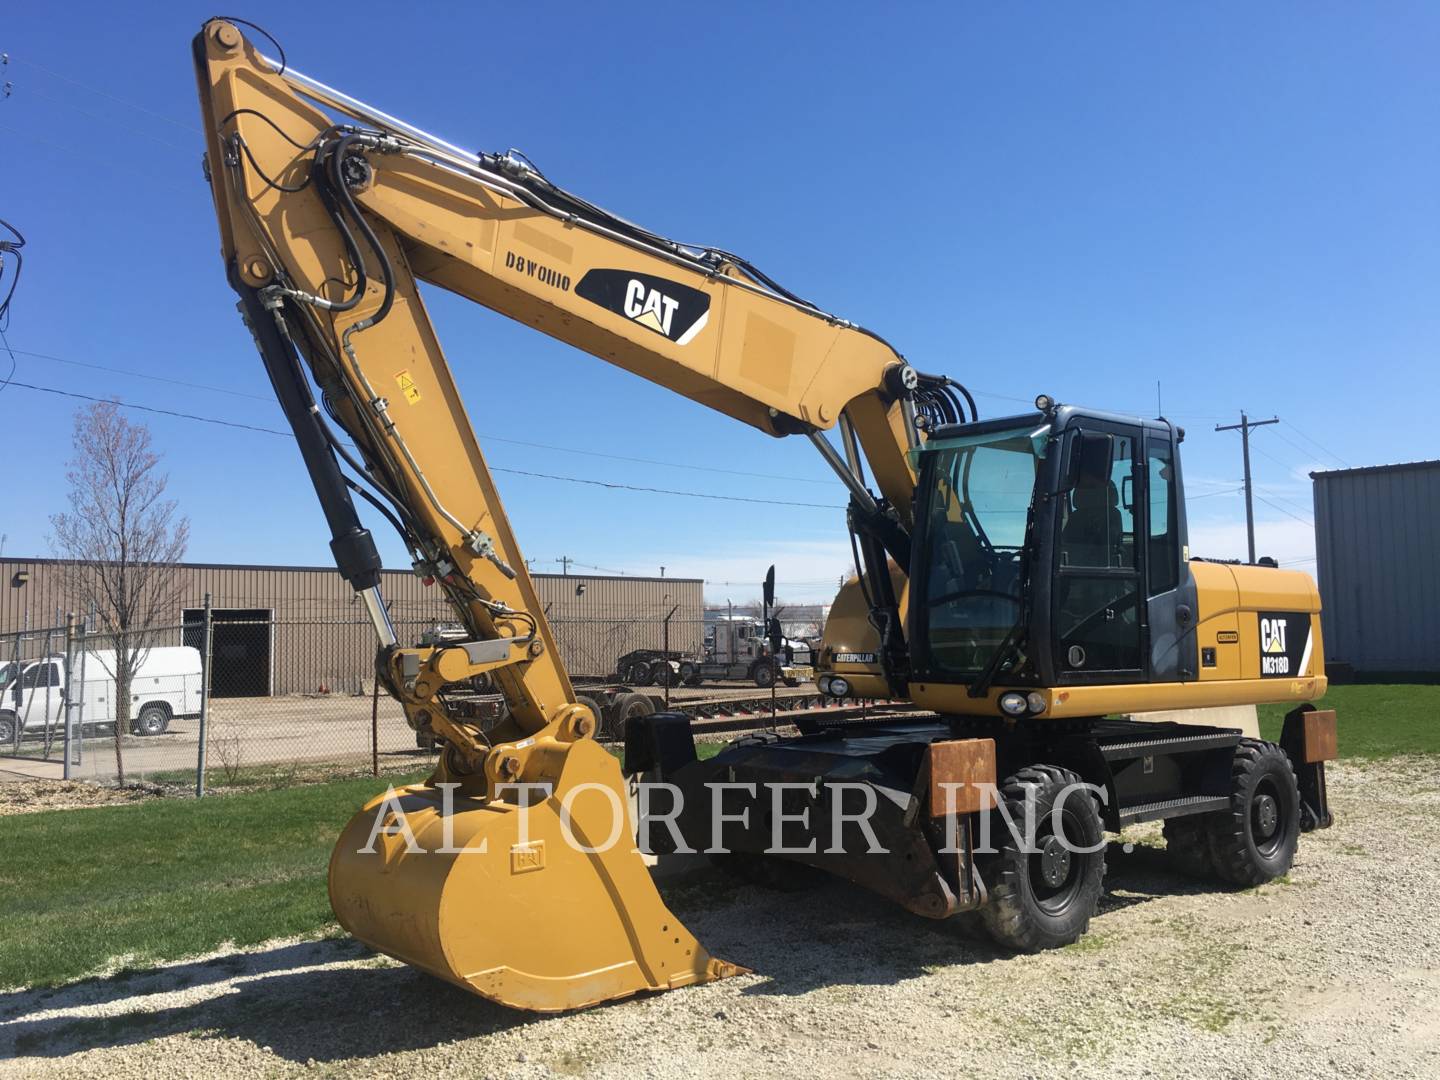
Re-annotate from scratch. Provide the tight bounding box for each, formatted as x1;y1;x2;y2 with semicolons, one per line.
1215;411;1279;564
555;556;572;576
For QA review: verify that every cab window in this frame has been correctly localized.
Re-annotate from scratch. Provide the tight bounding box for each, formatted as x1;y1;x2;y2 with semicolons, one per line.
22;663;60;689
1147;438;1179;595
1059;434;1136;569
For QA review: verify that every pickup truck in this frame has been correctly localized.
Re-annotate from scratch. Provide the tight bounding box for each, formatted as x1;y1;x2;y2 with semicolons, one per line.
0;646;204;744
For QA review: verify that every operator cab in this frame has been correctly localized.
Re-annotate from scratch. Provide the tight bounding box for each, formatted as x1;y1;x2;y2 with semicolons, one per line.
908;400;1198;698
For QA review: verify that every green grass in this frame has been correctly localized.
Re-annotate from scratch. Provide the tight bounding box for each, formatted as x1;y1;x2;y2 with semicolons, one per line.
1258;683;1440;759
0;770;426;990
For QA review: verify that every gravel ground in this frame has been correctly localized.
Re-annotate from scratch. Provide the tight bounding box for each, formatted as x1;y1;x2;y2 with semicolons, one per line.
0;779;169;816
3;756;1437;1079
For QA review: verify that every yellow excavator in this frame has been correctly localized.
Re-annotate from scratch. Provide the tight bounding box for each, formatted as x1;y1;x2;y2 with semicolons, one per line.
193;20;1337;1013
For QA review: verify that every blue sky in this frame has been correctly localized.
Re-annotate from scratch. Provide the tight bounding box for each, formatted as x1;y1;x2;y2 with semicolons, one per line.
2;3;1436;603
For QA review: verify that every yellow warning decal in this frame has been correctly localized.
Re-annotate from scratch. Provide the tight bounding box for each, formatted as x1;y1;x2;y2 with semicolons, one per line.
394;369;422;405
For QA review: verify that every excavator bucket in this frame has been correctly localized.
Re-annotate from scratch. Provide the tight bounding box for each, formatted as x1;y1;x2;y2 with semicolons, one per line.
329;738;743;1012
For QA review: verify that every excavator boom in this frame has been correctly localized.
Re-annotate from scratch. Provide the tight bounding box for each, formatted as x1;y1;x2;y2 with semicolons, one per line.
191;19;938;1011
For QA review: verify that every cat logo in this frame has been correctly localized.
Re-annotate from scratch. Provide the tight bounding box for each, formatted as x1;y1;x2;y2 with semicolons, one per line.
575;268;711;345
624;279;681;336
1260;618;1287;655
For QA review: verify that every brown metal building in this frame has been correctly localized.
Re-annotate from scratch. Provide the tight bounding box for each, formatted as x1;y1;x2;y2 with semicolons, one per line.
0;558;703;695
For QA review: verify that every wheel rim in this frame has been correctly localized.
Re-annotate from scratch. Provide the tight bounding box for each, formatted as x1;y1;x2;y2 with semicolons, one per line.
1027;807;1088;917
1250;777;1286;857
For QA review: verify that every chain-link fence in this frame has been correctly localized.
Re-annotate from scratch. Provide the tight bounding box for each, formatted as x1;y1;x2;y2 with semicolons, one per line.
0;605;815;792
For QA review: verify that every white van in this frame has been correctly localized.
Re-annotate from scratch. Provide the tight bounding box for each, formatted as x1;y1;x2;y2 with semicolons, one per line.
0;646;204;743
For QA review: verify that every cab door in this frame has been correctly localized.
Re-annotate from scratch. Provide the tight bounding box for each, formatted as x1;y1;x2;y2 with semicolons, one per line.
1051;423;1146;683
1141;428;1199;681
17;659;65;733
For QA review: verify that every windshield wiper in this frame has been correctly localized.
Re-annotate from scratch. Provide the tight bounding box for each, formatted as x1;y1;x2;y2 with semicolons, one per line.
968;618;1025;698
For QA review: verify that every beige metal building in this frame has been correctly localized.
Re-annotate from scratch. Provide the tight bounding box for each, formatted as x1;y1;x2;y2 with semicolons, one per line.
1;558;702;695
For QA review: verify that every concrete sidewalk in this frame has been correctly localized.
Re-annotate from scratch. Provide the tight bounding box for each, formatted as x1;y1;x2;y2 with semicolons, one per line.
0;758;66;782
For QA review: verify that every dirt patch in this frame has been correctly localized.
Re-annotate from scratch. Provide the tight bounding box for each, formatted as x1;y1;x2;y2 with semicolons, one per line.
0;779;171;816
2;757;1437;1078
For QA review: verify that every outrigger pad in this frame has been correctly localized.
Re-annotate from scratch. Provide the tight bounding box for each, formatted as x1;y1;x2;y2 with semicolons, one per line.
1280;704;1336;831
623;711;698;776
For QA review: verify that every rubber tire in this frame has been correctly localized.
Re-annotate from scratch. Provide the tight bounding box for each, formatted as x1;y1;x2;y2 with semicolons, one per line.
612;692;654;742
1162;815;1217;879
135;704;170;736
1205;739;1301;886
751;661;776;689
0;714;16;745
630;661;656;687
653;664;675;688
979;765;1107;952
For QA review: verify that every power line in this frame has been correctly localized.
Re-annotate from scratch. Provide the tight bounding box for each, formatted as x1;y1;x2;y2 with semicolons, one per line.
1281;419;1351;469
15;84;195;153
0;327;16;398
7;342;839;485
8;55;201;134
475;432;832;486
1251;485;1314;518
6;380;295;436
495;466;840;509
5;347;274;401
1250;441;1301;475
566;559;628;576
5;379;844;511
1268;425;1348;470
1252;493;1314;528
704;578;841;587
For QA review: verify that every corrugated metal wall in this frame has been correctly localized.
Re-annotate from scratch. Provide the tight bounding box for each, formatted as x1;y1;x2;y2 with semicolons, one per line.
0;558;703;691
1312;460;1440;675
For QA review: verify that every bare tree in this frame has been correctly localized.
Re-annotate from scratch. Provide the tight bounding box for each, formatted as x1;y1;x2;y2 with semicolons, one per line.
51;403;189;784
737;597;790;623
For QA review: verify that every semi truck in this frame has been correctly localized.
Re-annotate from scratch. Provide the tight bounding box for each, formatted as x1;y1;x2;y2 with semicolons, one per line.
616;616;813;688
